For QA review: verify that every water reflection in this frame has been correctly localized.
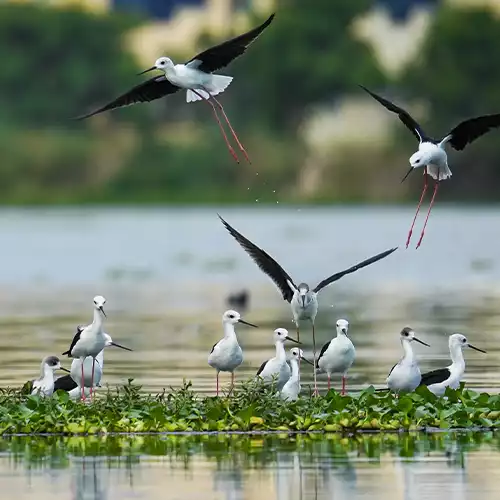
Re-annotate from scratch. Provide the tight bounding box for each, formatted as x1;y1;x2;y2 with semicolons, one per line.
1;433;500;499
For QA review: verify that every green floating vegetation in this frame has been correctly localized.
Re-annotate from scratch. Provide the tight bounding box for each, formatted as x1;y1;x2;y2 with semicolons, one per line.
2;380;500;436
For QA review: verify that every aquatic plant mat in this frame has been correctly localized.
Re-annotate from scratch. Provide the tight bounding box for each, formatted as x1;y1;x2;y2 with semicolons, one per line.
2;381;500;435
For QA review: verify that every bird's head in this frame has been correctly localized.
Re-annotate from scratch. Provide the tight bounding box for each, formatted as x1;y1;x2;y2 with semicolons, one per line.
400;326;430;347
222;309;258;328
450;333;486;353
290;347;314;365
336;319;349;336
139;57;174;75
297;283;311;307
93;295;107;317
274;328;300;344
43;355;67;372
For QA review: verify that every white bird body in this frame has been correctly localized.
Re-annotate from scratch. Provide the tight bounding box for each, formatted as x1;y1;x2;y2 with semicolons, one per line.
421;333;486;396
257;328;300;391
387;327;430;393
31;356;65;397
410;140;451;181
281;348;313;401
70;348;105;388
316;319;355;393
208;310;257;395
290;286;318;323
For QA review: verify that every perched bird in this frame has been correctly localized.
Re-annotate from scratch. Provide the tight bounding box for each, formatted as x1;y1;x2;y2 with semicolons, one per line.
419;333;486;396
218;214;396;394
55;332;132;398
62;295;109;401
208;309;258;396
77;14;275;164
280;347;313;401
256;328;300;391
361;85;500;248
316;319;355;395
29;356;69;397
386;327;430;395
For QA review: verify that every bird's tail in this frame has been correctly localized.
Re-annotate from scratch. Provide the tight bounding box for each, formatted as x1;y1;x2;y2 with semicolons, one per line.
186;75;233;103
427;164;452;181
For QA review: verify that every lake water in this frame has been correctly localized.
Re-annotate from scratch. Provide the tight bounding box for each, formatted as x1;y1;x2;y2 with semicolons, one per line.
0;206;499;395
1;432;500;499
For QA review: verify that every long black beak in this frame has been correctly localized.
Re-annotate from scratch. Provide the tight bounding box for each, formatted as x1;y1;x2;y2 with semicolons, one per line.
301;295;306;307
238;318;258;328
341;328;348;335
300;356;314;366
401;166;413;183
60;367;70;373
414;337;430;347
110;341;133;352
99;306;107;318
468;343;487;353
285;336;301;344
138;66;156;75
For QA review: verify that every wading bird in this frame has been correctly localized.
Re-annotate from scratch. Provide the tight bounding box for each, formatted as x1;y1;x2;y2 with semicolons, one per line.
208;309;257;396
280;347;313;401
419;333;486;396
361;85;500;248
27;356;69;397
218;214;397;394
77;14;275;164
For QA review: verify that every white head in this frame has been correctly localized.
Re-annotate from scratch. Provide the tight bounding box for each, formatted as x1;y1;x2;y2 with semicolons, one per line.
449;333;486;353
289;347;313;365
274;328;300;344
93;295;107;317
154;56;174;70
400;327;430;347
336;319;349;336
103;333;132;352
409;143;435;169
41;355;63;372
222;310;258;328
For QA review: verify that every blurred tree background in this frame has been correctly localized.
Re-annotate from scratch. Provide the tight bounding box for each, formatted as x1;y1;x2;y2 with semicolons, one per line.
0;1;498;204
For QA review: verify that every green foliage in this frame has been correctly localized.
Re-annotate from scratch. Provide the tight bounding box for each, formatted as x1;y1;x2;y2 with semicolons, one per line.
218;0;385;132
1;381;500;435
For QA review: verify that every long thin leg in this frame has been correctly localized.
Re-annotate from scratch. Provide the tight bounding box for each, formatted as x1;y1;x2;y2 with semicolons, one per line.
341;376;346;396
191;89;239;163
406;168;428;248
416;180;440;249
90;358;95;400
81;359;86;401
312;321;319;396
229;372;235;396
327;375;331;391
296;324;300;343
216;372;219;397
210;94;251;164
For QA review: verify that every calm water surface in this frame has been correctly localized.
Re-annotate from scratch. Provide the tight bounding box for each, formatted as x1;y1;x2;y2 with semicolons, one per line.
0;206;499;394
1;432;500;500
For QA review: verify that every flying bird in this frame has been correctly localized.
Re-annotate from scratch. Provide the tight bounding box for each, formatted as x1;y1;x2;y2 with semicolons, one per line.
360;85;500;248
77;14;275;164
219;214;397;394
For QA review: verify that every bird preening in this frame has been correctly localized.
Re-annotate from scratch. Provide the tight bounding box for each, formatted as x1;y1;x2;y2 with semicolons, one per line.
77;14;275;165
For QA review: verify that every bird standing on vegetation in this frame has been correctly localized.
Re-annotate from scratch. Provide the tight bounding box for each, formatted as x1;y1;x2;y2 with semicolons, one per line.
208;309;258;396
77;14;275;164
419;333;486;396
256;328;300;391
29;356;69;397
386;327;430;395
218;214;397;395
62;295;109;401
316;319;355;395
361;85;500;248
280;347;313;401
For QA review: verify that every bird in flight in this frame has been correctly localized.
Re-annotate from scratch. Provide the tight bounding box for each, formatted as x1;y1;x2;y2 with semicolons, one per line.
361;85;500;248
77;14;275;164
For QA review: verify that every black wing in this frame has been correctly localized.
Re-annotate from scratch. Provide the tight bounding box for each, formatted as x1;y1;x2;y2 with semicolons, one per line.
62;326;83;357
313;247;398;293
76;76;180;119
387;363;398;378
186;14;275;73
316;340;331;369
419;368;451;387
446;114;500;151
219;214;296;302
256;359;269;376
360;86;427;142
54;374;78;392
210;341;218;354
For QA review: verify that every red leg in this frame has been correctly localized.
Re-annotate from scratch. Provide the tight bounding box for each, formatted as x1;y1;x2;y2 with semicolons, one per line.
81;360;86;401
216;372;219;396
327;375;331;391
191;89;239;163
416;181;439;249
406;169;428;248
90;358;95;400
312;321;319;396
229;372;235;396
341;376;346;396
210;94;251;164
